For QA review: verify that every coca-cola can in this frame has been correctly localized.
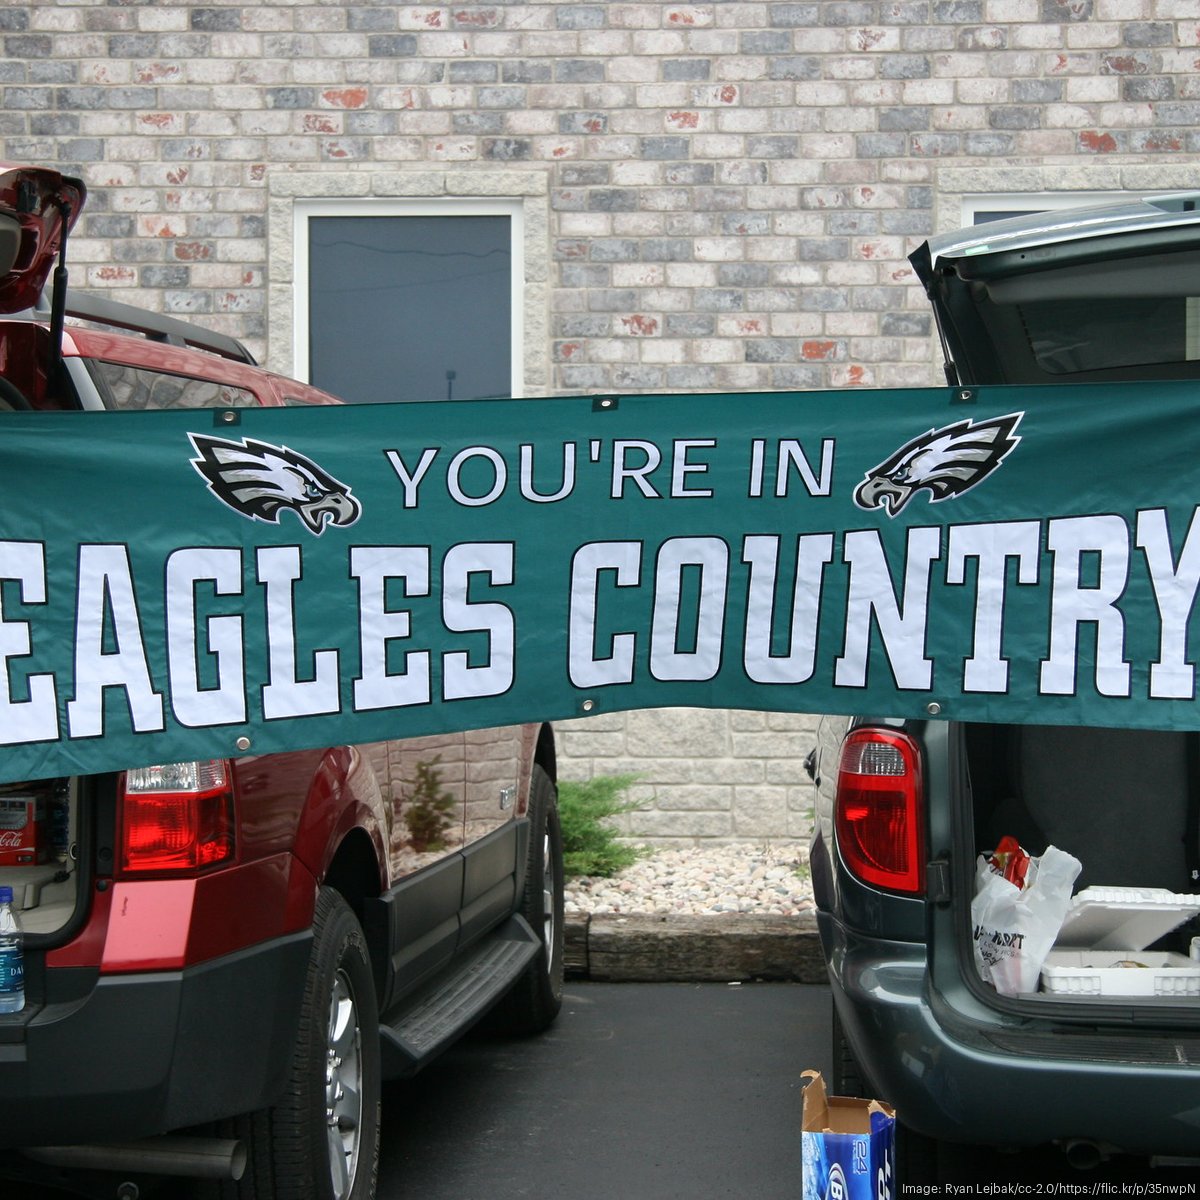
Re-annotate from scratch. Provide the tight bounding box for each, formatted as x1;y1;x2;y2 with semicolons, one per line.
0;794;49;866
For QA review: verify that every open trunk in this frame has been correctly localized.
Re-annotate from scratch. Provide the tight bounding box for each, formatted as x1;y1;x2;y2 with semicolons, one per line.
964;723;1200;1003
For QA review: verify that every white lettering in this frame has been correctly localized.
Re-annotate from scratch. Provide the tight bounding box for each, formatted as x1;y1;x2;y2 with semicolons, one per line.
1041;514;1130;697
68;544;164;736
945;521;1041;693
257;545;340;718
519;442;576;503
384;447;439;509
442;543;515;700
568;542;642;687
0;542;58;744
350;546;431;710
165;547;247;727
1137;506;1200;700
447;446;506;507
649;537;728;682
742;533;834;684
835;527;940;690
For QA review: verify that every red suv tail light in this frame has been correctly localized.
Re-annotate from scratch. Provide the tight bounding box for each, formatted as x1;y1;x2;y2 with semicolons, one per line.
834;728;925;895
118;759;236;876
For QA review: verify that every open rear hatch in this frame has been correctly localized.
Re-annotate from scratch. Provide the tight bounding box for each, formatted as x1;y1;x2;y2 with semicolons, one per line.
910;193;1200;387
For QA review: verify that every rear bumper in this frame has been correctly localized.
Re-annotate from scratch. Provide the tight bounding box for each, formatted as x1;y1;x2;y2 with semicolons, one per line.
821;913;1200;1158
0;930;311;1148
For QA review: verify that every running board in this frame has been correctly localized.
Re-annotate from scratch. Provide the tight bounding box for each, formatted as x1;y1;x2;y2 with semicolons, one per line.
378;915;540;1077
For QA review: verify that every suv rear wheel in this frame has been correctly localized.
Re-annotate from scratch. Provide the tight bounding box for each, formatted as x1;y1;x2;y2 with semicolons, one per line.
202;887;381;1200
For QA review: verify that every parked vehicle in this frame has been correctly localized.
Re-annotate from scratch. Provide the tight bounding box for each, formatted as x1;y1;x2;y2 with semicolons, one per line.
0;163;565;1200
811;193;1200;1180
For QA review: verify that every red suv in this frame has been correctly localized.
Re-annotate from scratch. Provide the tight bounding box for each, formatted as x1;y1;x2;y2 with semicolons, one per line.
0;163;564;1200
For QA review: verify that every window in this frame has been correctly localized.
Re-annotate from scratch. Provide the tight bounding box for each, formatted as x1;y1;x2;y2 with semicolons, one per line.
295;200;523;404
86;361;256;410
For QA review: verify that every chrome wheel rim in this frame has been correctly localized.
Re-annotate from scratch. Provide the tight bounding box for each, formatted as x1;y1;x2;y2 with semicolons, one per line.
540;826;557;973
325;969;363;1200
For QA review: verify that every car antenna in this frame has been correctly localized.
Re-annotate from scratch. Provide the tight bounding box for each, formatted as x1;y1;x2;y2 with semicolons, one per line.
47;196;73;372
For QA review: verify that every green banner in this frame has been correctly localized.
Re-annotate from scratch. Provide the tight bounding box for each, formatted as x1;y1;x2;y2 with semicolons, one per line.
2;379;1199;784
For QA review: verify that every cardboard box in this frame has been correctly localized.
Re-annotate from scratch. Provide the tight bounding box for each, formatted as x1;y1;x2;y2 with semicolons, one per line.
801;1069;895;1200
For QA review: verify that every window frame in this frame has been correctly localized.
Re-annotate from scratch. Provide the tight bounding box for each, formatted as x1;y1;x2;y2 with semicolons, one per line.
292;196;526;399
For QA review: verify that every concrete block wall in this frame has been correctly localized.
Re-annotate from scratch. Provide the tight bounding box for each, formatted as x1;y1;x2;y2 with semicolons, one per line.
4;0;1199;842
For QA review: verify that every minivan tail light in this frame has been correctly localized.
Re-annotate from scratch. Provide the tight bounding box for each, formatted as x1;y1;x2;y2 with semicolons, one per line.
834;729;925;895
119;759;235;875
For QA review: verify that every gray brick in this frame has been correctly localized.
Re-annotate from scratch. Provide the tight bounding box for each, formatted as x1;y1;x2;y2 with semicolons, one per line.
555;7;607;30
719;263;770;286
748;136;798;158
454;112;506;135
190;9;241;32
882;313;933;337
84;215;136;238
772;365;824;389
478;86;526;108
614;366;667;390
822;3;877;24
642;238;693;262
503;61;553;84
368;34;418;57
560;164;610;186
770;57;822;82
829;212;880;234
722;212;771;236
560;112;608;134
768;5;821;27
4;88;51;110
450;61;499;83
556;60;606;83
587;189;638;213
347;112;399;135
0;8;29;31
30;62;76;84
989;107;1039;130
5;35;52;59
560;365;612;389
57;86;156;110
347;8;397;31
142;266;192;288
107;35;159;57
556;315;611;337
910;132;960;156
483;138;532;160
266;88;317;109
933;1;983;20
1124;77;1174;102
694;290;744;312
665;366;718;389
797;238;850;260
1013;79;1062;103
665;163;716;186
881;55;930;79
641;137;690;160
907;186;934;209
1042;0;1092;18
882;210;934;235
1154;102;1200;125
880;107;929;132
665;314;716;337
589;240;640;262
1124;23;1173;48
856;133;907;157
741;32;792;55
963;132;1015;155
745;338;796;362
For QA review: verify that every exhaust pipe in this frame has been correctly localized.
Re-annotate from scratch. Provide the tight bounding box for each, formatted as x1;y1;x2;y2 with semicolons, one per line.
23;1136;247;1181
1062;1139;1104;1170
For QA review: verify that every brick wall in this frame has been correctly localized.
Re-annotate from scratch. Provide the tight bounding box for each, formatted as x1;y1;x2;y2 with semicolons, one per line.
4;0;1198;842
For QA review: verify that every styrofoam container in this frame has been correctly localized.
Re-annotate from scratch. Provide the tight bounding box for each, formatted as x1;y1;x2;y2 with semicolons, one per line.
1053;886;1200;951
1041;950;1200;997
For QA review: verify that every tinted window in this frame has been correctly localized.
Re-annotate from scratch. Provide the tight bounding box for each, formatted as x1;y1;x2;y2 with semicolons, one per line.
87;360;256;410
307;215;512;404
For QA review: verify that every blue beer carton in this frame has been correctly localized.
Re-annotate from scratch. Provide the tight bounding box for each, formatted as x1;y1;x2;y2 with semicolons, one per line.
801;1069;895;1200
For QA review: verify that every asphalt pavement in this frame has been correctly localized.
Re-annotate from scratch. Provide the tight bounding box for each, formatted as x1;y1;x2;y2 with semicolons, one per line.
380;982;825;1200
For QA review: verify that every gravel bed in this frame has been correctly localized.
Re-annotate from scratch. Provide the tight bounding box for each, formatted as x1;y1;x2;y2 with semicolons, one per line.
564;841;815;917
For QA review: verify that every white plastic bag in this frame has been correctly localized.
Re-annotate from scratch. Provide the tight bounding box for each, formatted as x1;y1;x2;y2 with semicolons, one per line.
971;844;1082;995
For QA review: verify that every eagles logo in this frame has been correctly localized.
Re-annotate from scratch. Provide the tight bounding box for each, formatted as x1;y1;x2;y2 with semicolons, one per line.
853;412;1022;518
189;433;362;534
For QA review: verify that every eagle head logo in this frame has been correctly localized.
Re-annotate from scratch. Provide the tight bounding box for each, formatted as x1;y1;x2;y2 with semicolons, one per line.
189;433;362;534
853;412;1022;518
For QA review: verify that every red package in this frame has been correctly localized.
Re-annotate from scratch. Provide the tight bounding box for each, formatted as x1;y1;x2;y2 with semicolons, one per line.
987;835;1030;889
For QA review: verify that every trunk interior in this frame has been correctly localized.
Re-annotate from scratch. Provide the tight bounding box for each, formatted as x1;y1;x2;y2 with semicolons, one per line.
0;776;87;939
964;723;1200;1002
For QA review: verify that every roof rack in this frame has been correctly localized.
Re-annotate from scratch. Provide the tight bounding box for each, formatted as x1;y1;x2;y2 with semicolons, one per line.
35;288;257;366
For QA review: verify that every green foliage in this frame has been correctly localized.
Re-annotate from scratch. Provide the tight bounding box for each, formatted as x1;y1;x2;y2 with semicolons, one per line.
557;773;648;878
404;757;456;853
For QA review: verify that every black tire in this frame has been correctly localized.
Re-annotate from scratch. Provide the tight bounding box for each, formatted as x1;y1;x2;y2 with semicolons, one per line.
830;1002;867;1097
483;764;565;1035
198;888;381;1200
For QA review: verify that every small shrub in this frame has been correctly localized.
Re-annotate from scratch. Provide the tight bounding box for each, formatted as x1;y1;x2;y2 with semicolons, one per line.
558;773;649;878
404;757;456;852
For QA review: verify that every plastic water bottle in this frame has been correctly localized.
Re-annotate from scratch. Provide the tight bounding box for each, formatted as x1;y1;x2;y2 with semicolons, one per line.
0;885;24;1014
